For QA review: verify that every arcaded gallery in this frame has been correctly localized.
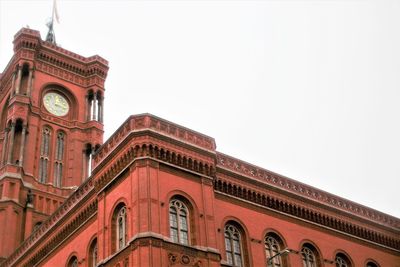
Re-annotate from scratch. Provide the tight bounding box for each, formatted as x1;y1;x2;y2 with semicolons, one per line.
0;28;398;267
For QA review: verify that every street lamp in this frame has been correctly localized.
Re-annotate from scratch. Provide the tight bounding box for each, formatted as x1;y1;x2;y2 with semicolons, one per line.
266;248;291;267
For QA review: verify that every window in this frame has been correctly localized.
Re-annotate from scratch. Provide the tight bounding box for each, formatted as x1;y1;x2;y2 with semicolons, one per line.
301;246;316;267
88;238;97;267
169;199;189;245
67;256;78;267
224;224;243;267
265;234;284;267
117;206;127;250
336;256;348;267
111;204;127;253
54;132;65;187
335;253;351;267
39;127;51;183
111;203;128;253
366;262;378;267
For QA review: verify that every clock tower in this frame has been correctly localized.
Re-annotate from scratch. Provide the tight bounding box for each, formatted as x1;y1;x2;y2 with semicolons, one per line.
0;28;108;260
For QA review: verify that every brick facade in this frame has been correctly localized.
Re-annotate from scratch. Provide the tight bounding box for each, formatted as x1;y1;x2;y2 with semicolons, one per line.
0;28;399;267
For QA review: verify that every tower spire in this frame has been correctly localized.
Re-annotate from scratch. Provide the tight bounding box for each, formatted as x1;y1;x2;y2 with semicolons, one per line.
45;18;56;44
45;0;60;44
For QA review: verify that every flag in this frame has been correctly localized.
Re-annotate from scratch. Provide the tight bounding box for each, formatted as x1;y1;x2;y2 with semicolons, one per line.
52;0;60;23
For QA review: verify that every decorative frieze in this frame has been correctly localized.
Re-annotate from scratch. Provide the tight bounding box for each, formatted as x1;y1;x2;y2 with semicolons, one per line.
11;27;108;88
93;115;216;168
217;152;400;229
213;177;400;252
95;141;215;191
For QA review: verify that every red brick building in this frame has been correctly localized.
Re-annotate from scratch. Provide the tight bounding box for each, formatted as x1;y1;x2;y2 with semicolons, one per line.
0;28;399;267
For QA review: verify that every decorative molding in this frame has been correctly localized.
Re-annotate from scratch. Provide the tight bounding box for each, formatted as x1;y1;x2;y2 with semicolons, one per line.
213;177;400;252
14;27;108;82
35;59;105;88
216;152;400;230
1;27;109;99
98;232;220;266
95;140;215;192
93;114;216;169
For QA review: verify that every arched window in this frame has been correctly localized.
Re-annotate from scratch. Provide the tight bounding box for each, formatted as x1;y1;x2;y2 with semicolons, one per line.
265;233;286;267
335;253;351;267
54;131;65;187
224;224;243;267
39;127;51;183
301;246;316;267
117;206;127;249
67;256;78;267
88;238;98;267
169;198;189;245
112;204;127;253
366;261;378;267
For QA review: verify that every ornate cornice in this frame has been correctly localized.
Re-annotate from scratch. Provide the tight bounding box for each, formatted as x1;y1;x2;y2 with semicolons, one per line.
35;54;106;88
93;114;216;170
1;28;109;99
216;152;400;230
11;28;108;87
213;176;400;253
95;140;215;192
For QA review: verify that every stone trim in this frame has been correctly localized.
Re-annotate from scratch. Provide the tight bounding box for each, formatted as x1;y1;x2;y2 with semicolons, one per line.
214;177;400;252
95;142;215;191
217;152;400;230
93;114;216;168
98;232;220;266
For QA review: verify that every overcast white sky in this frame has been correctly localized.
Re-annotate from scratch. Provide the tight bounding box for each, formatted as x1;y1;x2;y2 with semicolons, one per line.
1;0;399;218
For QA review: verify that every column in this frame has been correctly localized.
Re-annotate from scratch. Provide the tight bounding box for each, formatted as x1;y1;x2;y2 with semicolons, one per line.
89;146;95;176
19;125;27;167
97;98;102;123
15;67;22;95
7;122;15;164
27;68;33;95
24;205;34;239
1;128;9;165
92;93;97;121
10;72;16;96
86;95;90;121
101;98;104;123
82;150;87;180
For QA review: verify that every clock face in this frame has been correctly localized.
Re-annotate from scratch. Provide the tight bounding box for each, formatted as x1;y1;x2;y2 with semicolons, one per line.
43;92;69;116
